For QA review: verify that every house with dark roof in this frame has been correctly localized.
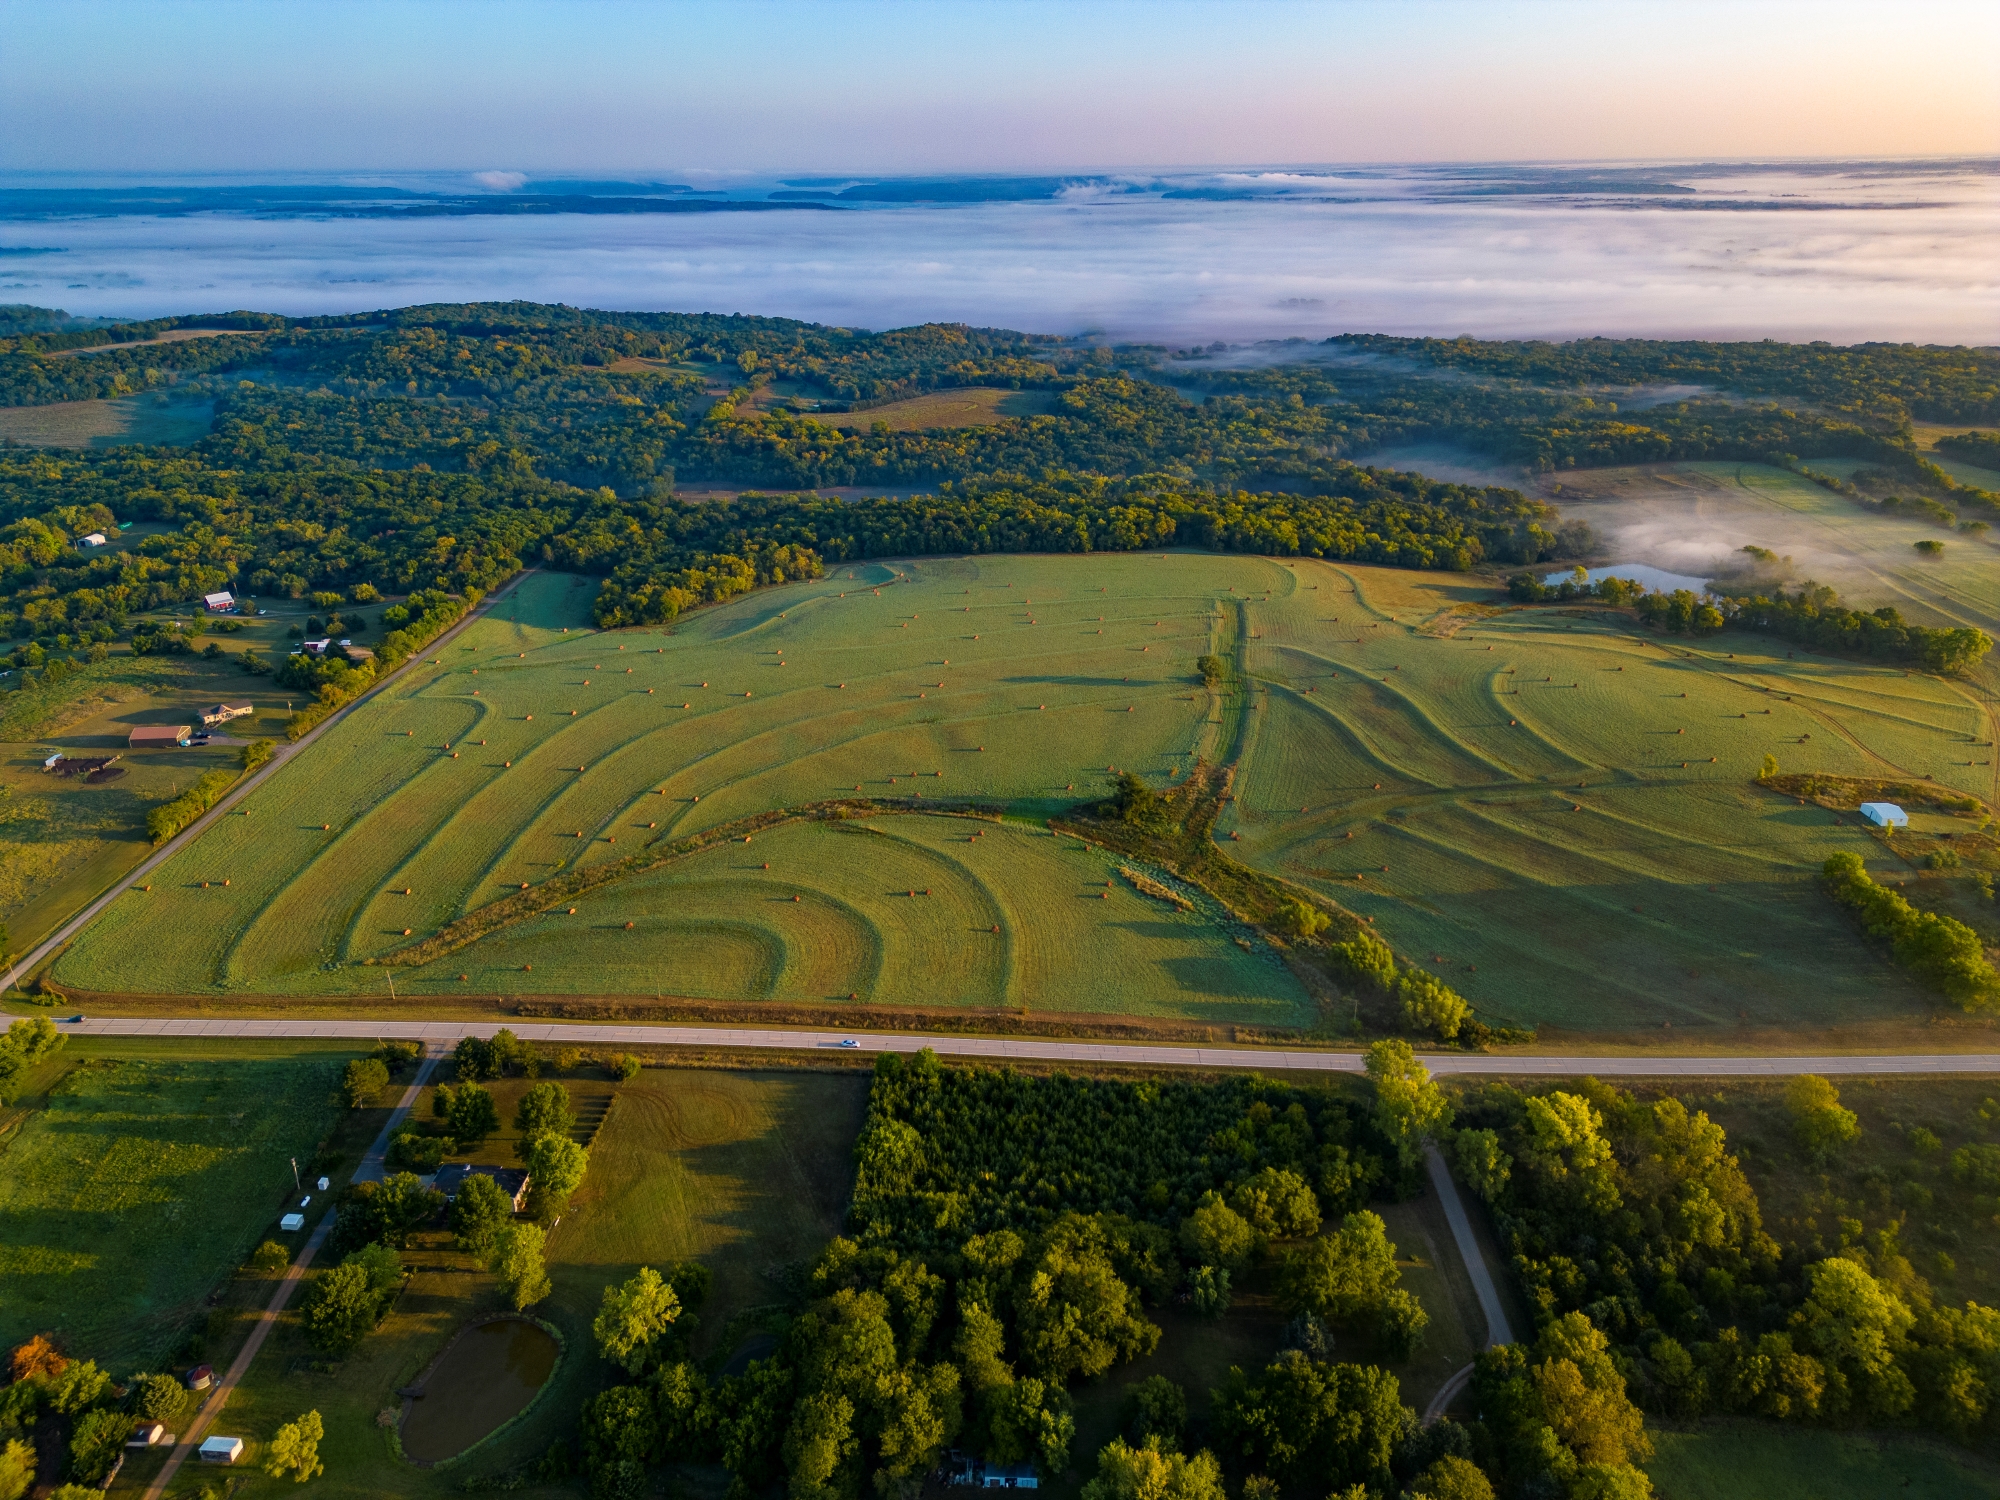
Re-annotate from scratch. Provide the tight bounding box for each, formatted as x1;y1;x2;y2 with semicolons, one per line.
434;1164;530;1212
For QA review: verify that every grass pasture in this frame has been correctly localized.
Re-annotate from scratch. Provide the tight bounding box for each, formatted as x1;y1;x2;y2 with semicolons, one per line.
1229;559;1996;1031
55;560;1309;1022
195;1067;866;1500
0;1043;347;1370
828;386;1057;431
46;550;1998;1037
1645;1423;2000;1499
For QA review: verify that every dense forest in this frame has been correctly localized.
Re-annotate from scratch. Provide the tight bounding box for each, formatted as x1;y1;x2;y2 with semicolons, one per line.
3;303;1996;649
552;1051;2000;1500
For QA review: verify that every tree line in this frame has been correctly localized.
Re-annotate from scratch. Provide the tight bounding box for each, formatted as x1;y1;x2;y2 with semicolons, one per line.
1506;571;1992;676
1451;1071;2000;1472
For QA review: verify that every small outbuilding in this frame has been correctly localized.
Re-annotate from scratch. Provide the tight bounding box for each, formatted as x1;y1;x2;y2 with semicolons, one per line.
129;725;193;749
279;1213;306;1232
197;1436;243;1464
185;1364;215;1392
128;1421;168;1449
1860;802;1909;828
203;590;236;612
79;532;108;548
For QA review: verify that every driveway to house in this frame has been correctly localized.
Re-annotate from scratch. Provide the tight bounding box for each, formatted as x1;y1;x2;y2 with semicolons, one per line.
137;1045;444;1498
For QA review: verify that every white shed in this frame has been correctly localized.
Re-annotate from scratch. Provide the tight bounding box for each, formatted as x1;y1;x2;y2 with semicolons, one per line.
279;1213;306;1232
1859;802;1908;828
79;532;108;548
198;1436;243;1464
203;591;236;612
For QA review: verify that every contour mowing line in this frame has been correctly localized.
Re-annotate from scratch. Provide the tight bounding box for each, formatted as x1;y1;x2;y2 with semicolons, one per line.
1431;793;1816;889
1479;671;1599;778
213;701;494;988
1266;642;1513;783
67;662;473;993
1542;794;1871;880
487;875;884;1004
1318;564;1405;625
1253;677;1459;793
820;818;1015;1005
226;745;488;983
326;702;617;967
580;670;1206;854
422;690;682;923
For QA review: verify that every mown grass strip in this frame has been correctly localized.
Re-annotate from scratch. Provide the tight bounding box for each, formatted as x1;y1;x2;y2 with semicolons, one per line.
379;799;1006;968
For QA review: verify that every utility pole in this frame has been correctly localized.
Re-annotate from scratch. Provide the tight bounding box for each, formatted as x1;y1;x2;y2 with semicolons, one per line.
290;1157;300;1191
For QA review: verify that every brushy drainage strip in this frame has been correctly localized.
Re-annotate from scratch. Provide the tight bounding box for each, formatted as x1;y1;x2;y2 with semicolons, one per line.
394;1314;563;1467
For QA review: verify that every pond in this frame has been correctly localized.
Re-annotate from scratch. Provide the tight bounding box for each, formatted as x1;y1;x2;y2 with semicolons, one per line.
400;1317;560;1464
1541;563;1712;595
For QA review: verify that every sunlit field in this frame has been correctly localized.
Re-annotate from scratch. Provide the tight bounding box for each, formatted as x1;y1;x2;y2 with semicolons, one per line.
54;552;1992;1034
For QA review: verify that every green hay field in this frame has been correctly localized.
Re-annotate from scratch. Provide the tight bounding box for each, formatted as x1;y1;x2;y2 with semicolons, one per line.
55;560;1309;1022
0;1048;345;1369
50;550;1996;1033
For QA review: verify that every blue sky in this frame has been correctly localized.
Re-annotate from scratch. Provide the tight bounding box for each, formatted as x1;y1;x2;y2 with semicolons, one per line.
4;0;1995;175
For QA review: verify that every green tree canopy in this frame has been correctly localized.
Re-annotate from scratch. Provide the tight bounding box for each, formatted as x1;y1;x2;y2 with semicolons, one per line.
593;1267;683;1376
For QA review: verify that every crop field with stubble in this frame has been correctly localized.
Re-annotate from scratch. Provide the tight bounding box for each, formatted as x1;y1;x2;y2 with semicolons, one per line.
51;554;1997;1035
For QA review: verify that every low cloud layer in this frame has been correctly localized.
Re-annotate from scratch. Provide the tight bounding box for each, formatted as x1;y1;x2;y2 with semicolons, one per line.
3;162;1993;342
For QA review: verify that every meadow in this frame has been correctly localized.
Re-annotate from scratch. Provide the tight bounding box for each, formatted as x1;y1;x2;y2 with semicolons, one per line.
53;560;1312;1023
48;548;1998;1035
0;1041;347;1370
827;386;1058;431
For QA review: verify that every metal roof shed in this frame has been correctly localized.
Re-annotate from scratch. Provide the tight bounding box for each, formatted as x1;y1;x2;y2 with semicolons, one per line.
1859;802;1908;828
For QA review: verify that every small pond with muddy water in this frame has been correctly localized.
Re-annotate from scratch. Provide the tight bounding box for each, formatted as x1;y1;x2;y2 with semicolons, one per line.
400;1317;560;1463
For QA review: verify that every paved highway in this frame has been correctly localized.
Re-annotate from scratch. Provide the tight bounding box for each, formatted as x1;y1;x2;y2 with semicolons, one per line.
62;1016;2000;1075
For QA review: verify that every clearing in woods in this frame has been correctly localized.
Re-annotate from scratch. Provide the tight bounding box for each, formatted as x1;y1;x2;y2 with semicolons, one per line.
49;552;1996;1034
828;386;1058;430
0;389;215;447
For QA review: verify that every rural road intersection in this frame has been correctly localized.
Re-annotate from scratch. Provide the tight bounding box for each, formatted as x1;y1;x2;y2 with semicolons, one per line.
63;1016;2000;1075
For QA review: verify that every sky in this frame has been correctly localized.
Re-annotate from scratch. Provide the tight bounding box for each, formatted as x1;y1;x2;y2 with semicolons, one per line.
4;0;1996;177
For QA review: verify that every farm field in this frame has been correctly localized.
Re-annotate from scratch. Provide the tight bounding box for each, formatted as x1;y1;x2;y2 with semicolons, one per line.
1644;1423;2000;1499
0;1040;348;1370
48;549;1997;1035
0;645;291;955
1542;459;2000;650
0;389;215;447
191;1066;867;1500
827;386;1058;430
